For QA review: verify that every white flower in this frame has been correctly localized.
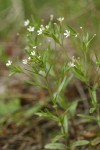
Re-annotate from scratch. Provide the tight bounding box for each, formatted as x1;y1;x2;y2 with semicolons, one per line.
27;26;35;32
80;26;83;29
24;19;30;26
68;62;75;67
38;56;41;59
37;28;43;35
64;30;70;38
39;70;46;76
28;57;31;60
57;17;64;22
72;56;76;62
50;14;54;20
75;34;78;38
6;60;12;66
68;56;76;67
31;51;35;56
33;46;36;49
45;25;49;29
54;23;57;25
22;59;28;64
40;25;45;30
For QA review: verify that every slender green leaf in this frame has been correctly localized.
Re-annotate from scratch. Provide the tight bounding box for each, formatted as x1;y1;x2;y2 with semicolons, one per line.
78;114;96;121
52;134;65;143
57;76;67;94
71;140;90;148
69;101;78;117
67;25;77;34
36;109;59;122
91;137;100;146
63;114;69;135
51;33;60;44
86;34;96;48
45;143;66;150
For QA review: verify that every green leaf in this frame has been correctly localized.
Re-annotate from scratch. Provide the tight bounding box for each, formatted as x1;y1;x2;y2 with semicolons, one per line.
86;34;96;48
90;88;97;108
83;33;89;44
71;140;90;148
45;143;66;150
77;114;96;121
25;100;48;118
52;134;65;143
26;80;47;89
67;25;77;35
82;33;96;51
91;137;100;146
82;41;87;52
43;49;48;64
44;31;51;36
51;33;60;44
73;67;86;82
62;63;70;74
45;63;52;78
54;76;67;101
57;24;62;33
56;96;68;109
57;76;67;95
36;109;59;122
89;107;96;114
69;101;78;117
0;99;20;115
63;114;69;135
10;66;23;73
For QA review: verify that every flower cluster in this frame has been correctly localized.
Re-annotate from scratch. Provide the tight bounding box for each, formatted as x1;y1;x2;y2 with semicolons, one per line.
22;50;36;65
24;19;50;36
24;19;35;32
57;17;64;22
68;56;76;68
6;17;78;69
37;24;49;35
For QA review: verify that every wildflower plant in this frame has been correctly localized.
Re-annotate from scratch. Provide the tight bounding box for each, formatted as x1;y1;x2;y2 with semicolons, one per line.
6;16;100;149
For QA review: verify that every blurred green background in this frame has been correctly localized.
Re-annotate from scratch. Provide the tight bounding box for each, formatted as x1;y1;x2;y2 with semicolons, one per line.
0;0;100;52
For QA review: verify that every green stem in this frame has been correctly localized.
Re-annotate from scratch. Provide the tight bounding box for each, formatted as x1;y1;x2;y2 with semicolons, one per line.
84;52;87;77
45;77;53;100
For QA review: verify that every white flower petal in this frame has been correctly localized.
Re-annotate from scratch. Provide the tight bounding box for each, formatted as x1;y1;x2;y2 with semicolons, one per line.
31;51;35;56
6;60;12;66
22;59;28;64
24;19;30;26
27;26;35;32
57;17;64;22
37;28;43;35
33;46;36;49
64;30;70;38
